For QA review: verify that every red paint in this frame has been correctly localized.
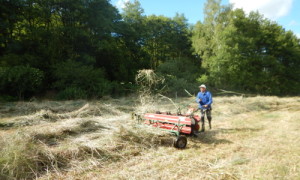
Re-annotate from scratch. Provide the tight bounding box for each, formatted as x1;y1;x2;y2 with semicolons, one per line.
143;112;201;135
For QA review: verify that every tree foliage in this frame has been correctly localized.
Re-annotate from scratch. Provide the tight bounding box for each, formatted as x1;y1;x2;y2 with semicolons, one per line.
0;0;299;100
192;0;300;95
157;58;200;96
0;66;44;99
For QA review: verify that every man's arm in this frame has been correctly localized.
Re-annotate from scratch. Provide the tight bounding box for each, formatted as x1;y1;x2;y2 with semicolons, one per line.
205;92;213;105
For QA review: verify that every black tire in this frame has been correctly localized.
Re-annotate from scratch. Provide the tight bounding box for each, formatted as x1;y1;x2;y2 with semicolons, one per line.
174;136;187;149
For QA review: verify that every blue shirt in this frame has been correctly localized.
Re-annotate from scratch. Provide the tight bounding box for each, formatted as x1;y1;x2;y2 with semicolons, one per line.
196;91;213;109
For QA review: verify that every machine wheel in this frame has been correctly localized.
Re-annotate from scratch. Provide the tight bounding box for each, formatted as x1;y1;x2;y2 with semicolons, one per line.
195;124;200;131
174;136;187;149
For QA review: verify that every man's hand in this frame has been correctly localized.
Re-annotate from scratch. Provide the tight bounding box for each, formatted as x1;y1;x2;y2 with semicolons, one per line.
203;105;208;108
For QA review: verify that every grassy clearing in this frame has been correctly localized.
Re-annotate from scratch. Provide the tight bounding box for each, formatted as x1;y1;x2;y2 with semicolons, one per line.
0;96;299;179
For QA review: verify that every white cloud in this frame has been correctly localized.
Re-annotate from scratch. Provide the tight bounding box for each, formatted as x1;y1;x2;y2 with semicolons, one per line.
115;0;130;10
296;33;300;38
229;0;293;19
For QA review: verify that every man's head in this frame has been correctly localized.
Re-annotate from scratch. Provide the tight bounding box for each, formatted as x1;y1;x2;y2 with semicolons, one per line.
199;84;206;93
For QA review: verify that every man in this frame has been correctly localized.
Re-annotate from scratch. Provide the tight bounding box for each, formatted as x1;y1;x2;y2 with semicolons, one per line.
196;84;213;132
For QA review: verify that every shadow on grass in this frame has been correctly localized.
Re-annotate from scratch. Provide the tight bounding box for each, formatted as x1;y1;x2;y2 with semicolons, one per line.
188;127;263;148
189;130;232;147
0;122;15;130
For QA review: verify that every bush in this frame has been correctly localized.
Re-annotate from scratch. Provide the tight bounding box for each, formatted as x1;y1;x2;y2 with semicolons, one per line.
0;66;44;99
157;58;200;96
0;95;18;102
157;57;199;81
197;74;209;84
110;81;138;97
56;87;87;100
53;61;112;99
163;75;198;96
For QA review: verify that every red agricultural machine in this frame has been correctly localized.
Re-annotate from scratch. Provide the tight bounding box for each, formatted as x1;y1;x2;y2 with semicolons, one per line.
133;108;201;149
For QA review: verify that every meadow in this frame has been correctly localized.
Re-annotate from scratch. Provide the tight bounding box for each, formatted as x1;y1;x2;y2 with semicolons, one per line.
0;96;299;180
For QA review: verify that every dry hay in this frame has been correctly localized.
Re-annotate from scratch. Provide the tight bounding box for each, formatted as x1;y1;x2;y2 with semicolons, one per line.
134;69;165;114
135;69;164;90
62;96;300;180
0;100;128;129
0;96;173;180
1;96;299;179
0;122;173;179
134;69;194;115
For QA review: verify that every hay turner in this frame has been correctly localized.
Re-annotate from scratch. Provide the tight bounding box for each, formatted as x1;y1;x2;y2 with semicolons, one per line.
134;108;201;148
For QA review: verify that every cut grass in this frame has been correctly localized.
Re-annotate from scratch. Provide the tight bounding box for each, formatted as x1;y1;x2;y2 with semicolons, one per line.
0;99;172;179
0;96;299;180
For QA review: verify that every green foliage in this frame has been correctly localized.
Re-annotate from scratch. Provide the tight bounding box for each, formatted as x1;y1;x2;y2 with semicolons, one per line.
0;95;18;102
53;61;112;99
122;0;145;23
0;66;44;99
56;87;87;100
122;1;193;69
158;58;199;80
220;10;300;95
192;0;300;95
157;58;200;96
143;14;193;68
197;74;209;84
0;0;299;99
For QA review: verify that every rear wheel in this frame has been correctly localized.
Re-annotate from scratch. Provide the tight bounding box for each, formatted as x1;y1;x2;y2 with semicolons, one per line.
174;136;187;149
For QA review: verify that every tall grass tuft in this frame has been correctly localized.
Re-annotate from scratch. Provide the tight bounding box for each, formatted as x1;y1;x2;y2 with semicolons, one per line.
0;131;66;179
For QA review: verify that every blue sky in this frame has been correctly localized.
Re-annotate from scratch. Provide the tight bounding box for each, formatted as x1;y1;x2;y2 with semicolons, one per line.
111;0;300;38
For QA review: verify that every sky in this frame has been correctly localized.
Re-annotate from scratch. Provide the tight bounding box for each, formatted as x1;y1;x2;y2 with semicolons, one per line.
111;0;300;38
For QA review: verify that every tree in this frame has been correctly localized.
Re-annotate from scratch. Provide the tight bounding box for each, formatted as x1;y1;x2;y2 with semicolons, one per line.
192;1;300;95
217;10;300;94
143;14;193;68
192;0;231;87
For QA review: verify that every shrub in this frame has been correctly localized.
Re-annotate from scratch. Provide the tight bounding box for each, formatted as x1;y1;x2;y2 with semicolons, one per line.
0;95;18;102
110;81;138;97
56;87;87;100
0;66;44;99
163;75;198;96
157;58;200;96
197;74;209;84
157;57;199;81
53;61;112;99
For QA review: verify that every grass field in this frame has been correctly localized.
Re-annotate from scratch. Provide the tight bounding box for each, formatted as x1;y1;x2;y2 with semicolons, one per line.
0;96;299;180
